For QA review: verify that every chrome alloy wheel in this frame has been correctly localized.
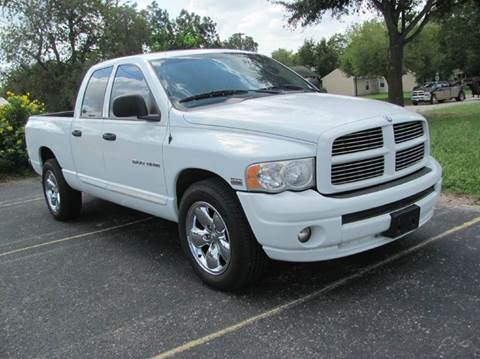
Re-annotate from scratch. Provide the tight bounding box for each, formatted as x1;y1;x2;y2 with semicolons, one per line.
44;170;61;213
185;201;231;275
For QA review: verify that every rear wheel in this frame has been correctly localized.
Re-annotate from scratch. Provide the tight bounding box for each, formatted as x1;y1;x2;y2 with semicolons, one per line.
412;101;418;106
178;178;267;290
456;91;465;102
42;159;82;220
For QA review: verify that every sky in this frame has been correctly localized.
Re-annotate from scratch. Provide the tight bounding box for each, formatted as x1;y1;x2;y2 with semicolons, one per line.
136;0;374;55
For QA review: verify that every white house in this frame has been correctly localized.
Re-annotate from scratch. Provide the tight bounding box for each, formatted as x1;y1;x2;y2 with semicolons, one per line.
322;68;417;96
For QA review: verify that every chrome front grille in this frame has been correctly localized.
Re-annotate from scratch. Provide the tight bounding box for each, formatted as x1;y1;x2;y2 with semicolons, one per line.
394;121;424;143
396;143;425;171
328;120;428;189
331;156;384;185
332;127;383;155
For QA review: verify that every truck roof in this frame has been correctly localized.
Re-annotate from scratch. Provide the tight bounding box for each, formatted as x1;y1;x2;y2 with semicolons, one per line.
91;49;253;70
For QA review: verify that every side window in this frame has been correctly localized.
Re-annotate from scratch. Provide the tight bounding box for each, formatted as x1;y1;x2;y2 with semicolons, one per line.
81;67;112;118
110;64;158;118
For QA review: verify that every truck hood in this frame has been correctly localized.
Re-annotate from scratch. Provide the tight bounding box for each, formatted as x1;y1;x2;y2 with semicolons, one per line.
414;86;435;92
183;93;418;143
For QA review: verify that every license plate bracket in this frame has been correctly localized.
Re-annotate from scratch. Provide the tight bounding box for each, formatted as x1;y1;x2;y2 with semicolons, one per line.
383;205;420;238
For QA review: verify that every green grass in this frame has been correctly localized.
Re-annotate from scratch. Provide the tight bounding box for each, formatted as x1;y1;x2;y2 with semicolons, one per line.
425;103;480;199
363;91;413;106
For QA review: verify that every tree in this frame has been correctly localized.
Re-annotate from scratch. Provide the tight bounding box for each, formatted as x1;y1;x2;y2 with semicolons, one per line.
271;48;299;66
314;35;346;77
437;0;480;77
405;23;443;83
1;0;105;66
223;33;258;52
99;4;150;59
341;21;445;86
340;21;389;78
275;0;465;106
146;2;175;51
0;0;108;110
272;35;344;76
171;10;221;49
297;40;316;69
146;7;221;51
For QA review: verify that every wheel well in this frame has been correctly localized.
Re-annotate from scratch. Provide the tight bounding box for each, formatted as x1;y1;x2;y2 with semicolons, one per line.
39;147;56;165
176;169;229;207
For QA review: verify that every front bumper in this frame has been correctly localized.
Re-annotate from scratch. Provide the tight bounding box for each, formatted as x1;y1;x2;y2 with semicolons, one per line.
237;157;442;262
412;94;432;102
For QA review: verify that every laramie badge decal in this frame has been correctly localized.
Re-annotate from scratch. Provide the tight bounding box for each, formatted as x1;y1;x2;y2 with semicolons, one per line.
132;159;161;168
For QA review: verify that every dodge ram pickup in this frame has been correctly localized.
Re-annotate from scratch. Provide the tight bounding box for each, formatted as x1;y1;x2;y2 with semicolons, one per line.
411;81;465;105
26;49;442;290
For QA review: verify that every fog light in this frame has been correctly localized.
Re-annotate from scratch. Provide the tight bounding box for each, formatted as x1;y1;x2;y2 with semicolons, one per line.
298;227;312;243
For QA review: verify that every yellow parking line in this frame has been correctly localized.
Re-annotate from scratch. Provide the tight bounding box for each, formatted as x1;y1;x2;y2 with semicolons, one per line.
0;196;44;209
152;215;480;359
0;217;153;258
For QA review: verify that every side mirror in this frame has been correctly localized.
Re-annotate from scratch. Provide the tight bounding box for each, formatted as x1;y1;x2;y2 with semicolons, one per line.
112;95;160;121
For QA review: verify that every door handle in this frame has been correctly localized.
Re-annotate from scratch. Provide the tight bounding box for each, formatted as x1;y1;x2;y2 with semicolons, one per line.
102;133;117;141
72;130;82;137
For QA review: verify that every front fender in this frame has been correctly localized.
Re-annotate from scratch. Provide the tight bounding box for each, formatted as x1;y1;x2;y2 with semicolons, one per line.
163;125;316;196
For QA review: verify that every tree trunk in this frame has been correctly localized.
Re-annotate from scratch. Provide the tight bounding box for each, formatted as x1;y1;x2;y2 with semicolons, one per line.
386;39;405;106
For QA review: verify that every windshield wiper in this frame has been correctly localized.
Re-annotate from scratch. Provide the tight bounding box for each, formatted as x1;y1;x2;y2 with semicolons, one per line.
179;90;250;103
259;85;317;92
179;88;287;104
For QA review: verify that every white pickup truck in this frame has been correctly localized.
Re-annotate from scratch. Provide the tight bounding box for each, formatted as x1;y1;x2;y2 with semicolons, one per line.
26;50;442;290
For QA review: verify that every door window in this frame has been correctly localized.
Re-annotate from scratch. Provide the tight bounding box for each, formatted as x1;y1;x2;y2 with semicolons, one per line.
109;64;158;118
81;67;113;118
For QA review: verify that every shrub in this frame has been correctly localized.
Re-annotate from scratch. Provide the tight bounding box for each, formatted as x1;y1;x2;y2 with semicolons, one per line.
0;92;45;172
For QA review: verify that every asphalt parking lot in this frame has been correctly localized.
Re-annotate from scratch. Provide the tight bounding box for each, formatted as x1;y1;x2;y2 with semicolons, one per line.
1;178;480;358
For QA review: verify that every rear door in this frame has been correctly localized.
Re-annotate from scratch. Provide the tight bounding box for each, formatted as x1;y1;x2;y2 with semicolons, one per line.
102;63;168;205
70;66;112;189
437;82;451;100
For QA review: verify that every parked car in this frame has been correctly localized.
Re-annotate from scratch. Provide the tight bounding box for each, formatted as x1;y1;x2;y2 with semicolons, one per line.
25;50;442;290
411;81;465;105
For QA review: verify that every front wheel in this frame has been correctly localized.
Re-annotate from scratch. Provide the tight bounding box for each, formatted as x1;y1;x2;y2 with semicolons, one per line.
42;159;82;221
178;178;267;290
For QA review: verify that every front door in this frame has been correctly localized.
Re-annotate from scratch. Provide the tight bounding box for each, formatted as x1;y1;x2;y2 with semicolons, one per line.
102;64;168;206
70;66;112;190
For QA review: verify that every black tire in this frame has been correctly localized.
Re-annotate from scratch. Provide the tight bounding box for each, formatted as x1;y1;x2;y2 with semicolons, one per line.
456;91;465;102
430;94;437;105
42;158;82;221
178;178;267;290
412;101;418;106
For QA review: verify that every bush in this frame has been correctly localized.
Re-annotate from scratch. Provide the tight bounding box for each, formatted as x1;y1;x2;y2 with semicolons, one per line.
0;92;45;172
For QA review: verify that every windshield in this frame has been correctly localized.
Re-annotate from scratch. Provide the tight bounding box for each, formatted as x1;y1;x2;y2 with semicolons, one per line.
150;52;316;109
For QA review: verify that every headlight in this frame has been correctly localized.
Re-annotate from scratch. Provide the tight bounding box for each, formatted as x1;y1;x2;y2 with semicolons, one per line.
246;158;315;193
